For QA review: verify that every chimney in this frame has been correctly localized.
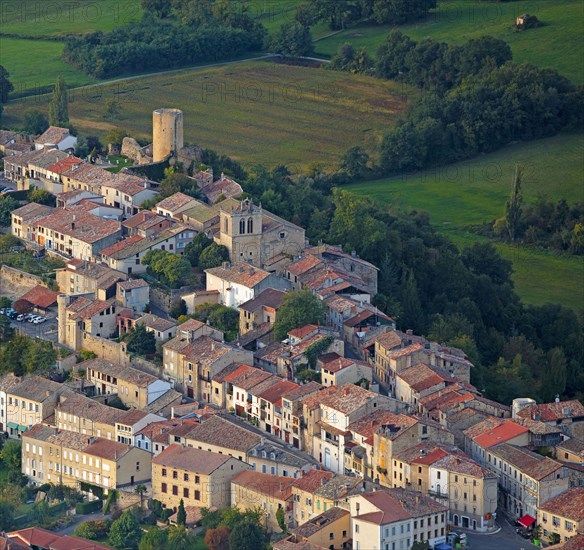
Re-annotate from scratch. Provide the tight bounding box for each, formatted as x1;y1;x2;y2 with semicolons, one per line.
406;329;413;336
221;172;225;181
343;387;350;396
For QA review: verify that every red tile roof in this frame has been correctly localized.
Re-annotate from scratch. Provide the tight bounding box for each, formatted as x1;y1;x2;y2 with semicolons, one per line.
205;262;272;288
153;443;233;474
518;400;584;422
46;156;83;174
258;380;300;404
36;126;69;145
287;254;323;276
156;192;196;213
7;528;59;549
19;285;59;309
288;324;319;340
473;421;529;448
232;470;295;501
100;235;143;257
291;469;334;493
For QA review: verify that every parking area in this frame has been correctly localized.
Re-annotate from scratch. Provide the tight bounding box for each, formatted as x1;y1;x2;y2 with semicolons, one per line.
464;518;539;550
5;311;59;343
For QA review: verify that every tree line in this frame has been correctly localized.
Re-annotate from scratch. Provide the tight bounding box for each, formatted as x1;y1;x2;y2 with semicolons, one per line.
63;18;265;79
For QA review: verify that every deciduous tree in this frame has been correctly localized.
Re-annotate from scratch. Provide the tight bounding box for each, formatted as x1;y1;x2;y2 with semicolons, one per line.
274;289;326;340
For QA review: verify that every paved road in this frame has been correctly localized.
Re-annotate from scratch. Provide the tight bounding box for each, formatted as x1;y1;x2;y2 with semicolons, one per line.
465;518;539;550
56;511;109;536
11;315;58;343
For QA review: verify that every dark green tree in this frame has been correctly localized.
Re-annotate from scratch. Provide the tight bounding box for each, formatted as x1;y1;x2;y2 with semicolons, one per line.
138;527;168;550
177;498;187;526
228;520;267;550
0;500;15;531
0;65;14;103
125;324;156;355
48;75;69;127
270;22;314;57
142;0;172;18
0;195;19;226
372;0;437;24
274;289;326;340
276;506;287;533
399;269;426;334
184;232;212;266
28;189;55;206
108;510;142;550
23;109;49;135
0;315;14;343
198;243;230;270
505;165;524;242
340;146;370;179
167;525;194;550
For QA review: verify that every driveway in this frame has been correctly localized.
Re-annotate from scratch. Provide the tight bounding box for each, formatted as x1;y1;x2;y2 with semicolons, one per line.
56;511;109;536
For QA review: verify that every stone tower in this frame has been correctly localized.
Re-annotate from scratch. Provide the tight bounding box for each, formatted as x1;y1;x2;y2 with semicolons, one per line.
152;108;184;162
219;198;263;265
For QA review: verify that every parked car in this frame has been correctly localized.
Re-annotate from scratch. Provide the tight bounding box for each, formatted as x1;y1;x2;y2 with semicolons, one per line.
16;314;25;322
1;188;16;194
0;309;4;315
5;308;15;316
33;317;46;324
27;315;39;323
25;314;36;322
8;312;18;319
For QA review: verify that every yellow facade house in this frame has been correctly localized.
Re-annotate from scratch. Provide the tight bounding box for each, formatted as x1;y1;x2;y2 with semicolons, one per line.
22;424;152;490
231;470;296;533
290;507;351;550
152;444;251;512
537;487;584;544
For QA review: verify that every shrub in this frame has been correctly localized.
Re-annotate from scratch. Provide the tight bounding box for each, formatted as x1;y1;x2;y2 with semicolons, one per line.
75;499;102;515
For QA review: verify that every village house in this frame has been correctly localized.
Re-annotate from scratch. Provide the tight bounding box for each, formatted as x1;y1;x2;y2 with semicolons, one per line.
537;487;584;543
55;392;126;441
0;373;21;434
220;363;275;417
374;339;427;394
29;208;121;261
343;307;396;352
179;196;240;234
23;149;70;192
394;362;456;409
133;313;177;341
5;376;75;439
373;415;455;488
100;173;158;217
22;424;151;489
318;352;373;389
555;438;584;465
34;126;77;152
133;417;196;455
151;444;252;512
464;418;530;464
81;358;172;409
516;400;584;439
239;287;287;335
56;189;104;208
122;210;172;237
200;171;243;204
205;261;291;309
56;259;126;299
251;379;300;436
0;129;33;156
487;443;570;522
60;163;117;194
115;409;165;445
279;382;324;450
283;507;351;550
116;278;150;312
99;223;196;275
349;489;448;550
291;469;335;526
301;384;406;474
11;203;55;242
163;332;252;399
4;148;45;187
156;192;200;218
231;470;296;533
57;294;119;349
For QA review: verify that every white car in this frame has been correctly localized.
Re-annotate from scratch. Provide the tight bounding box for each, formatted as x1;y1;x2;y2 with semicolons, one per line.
33;317;46;324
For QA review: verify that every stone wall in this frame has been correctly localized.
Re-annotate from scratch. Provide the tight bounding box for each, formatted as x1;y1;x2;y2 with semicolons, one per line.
121;137;153;165
149;287;173;314
0;265;44;290
130;356;163;378
80;334;130;366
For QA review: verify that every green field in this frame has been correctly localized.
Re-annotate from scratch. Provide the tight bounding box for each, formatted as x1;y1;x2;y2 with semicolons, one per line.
3;60;414;170
345;133;584;309
315;0;584;84
0;0;142;38
0;37;96;92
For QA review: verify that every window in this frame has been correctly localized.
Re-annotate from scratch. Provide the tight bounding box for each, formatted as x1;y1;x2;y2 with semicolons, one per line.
184;473;189;481
184;488;189;498
172;486;178;496
247;218;253;233
239;219;245;234
195;490;201;500
195;475;200;484
161;483;167;493
329;533;334;541
355;524;359;533
173;470;178;479
342;531;347;538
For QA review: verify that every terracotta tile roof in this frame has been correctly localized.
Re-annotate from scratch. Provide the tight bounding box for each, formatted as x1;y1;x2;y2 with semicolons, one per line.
517;400;584;422
82;357;157;387
201;175;243;204
103;173;151;197
122;210;157;229
557;437;584;455
50;535;113;550
11;202;54;223
349;410;412;441
431;453;492;478
281;381;323;403
287;255;323;276
153;443;232;474
232;470;295;501
472;421;529;448
224;365;273;390
29;149;70;170
36;126;70;145
291;469;334;493
19;285;59;309
99;235;143;258
37;209;120;244
490;443;564;480
0;537;30;550
56;189;100;203
7;528;60;549
558;535;584;550
301;384;376;415
355;489;446;525
375;415;419;440
205;262;272;288
46;155;83;175
324;294;358;314
117;409;149;426
118;278;149;290
211;363;242;383
390;342;425;359
8;376;69;402
61;163;116;187
397;363;453;392
288;324;319;340
178;318;206;332
84;438;134;461
57;393;125;426
258;380;300;404
292;507;349;539
67;297;111;320
180;336;237;367
0;373;22;393
239;288;287;313
135;313;176;333
182;414;261;452
273;538;325;550
321;356;356;374
156;192;196;213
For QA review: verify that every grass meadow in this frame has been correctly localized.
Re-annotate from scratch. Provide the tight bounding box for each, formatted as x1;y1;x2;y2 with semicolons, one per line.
314;0;584;84
2;60;414;170
344;133;584;309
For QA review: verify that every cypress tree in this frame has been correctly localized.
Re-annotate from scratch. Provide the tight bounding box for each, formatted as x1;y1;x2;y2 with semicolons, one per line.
48;75;69;127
